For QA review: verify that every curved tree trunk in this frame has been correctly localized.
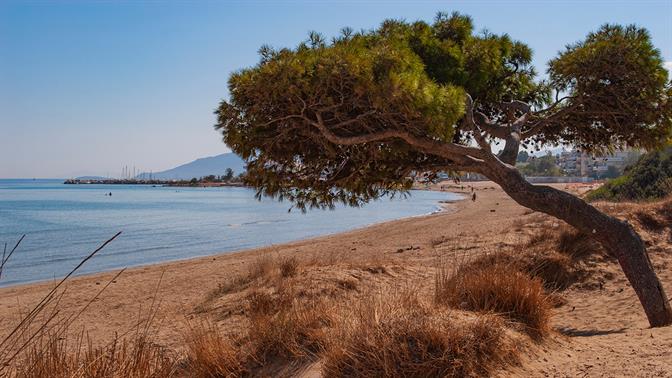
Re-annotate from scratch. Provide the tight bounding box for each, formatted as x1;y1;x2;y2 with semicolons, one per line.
480;161;672;327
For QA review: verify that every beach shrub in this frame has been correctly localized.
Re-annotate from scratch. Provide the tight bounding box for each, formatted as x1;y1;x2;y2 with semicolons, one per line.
556;228;603;259
323;293;515;377
246;285;333;362
182;321;246;377
279;256;300;278
435;260;552;339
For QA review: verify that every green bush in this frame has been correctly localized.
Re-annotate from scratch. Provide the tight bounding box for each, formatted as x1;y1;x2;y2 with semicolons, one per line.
587;147;672;201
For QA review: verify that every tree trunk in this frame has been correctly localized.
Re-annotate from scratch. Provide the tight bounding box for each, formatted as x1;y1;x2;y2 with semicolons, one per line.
481;162;672;327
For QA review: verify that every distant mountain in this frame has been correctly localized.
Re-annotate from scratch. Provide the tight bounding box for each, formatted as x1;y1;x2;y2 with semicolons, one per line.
137;153;246;180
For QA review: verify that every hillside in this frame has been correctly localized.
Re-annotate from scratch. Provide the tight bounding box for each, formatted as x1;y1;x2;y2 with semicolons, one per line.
137;153;245;180
587;146;672;201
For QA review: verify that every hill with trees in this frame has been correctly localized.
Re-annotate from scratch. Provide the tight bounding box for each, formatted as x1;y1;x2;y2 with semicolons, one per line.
588;146;672;201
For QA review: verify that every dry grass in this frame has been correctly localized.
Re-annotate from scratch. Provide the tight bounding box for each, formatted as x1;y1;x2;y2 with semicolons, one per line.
524;252;575;290
435;259;552;339
279;256;300;278
635;211;667;232
12;331;176;378
515;224;608;290
556;228;603;260
246;283;333;363
189;242;539;376
202;253;278;305
323;292;517;378
182;320;246;377
525;229;556;248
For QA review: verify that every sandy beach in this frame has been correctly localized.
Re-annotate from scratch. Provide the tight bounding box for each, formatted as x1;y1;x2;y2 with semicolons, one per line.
0;181;670;377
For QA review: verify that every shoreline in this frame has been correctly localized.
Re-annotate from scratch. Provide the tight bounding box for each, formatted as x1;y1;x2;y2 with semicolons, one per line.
0;188;465;291
0;183;491;348
0;203;461;292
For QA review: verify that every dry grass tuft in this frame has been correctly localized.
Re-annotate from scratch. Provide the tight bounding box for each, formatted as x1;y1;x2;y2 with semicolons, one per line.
204;253;277;303
524;252;575;290
248;254;275;279
435;260;552;339
556;228;602;260
457;250;575;291
525;229;556;248
11;331;176;378
657;200;672;224
323;292;516;377
336;278;358;291
279;256;300;278
182;320;246;377
635;211;667;232
246;284;333;363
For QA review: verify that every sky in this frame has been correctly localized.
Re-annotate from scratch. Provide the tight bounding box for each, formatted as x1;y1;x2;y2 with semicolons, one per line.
1;0;671;178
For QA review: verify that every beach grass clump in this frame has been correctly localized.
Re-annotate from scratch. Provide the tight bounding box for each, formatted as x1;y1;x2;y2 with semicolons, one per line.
246;284;334;363
556;227;602;260
322;292;515;378
248;254;275;280
635;211;667;232
523;252;575;290
279;256;300;278
435;260;552;339
457;249;575;291
182;320;246;377
204;253;278;303
11;331;176;378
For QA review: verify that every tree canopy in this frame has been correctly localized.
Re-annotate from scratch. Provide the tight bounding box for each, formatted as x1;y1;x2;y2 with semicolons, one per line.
216;12;671;210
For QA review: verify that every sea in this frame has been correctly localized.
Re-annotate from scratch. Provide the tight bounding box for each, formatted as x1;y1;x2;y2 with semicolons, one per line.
0;179;460;287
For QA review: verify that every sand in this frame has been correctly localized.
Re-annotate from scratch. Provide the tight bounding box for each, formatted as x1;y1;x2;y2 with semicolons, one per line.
0;181;670;377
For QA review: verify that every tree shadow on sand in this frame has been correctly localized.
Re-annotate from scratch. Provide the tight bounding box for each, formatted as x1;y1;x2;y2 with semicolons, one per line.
556;327;627;337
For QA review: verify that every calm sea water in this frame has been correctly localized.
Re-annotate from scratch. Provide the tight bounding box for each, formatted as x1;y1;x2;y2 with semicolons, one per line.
0;179;459;287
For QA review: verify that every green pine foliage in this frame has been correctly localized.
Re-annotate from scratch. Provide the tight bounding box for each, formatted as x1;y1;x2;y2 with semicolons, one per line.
216;12;672;211
546;25;672;153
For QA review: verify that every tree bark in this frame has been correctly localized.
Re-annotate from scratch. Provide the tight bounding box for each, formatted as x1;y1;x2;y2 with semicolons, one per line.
480;161;672;327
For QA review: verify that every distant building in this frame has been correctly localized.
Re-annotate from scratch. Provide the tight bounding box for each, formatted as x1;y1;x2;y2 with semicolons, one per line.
556;149;640;178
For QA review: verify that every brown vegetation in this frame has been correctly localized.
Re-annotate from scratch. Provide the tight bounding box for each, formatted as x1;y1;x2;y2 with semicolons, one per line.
435;259;552;339
182;321;245;377
323;292;517;378
13;331;176;378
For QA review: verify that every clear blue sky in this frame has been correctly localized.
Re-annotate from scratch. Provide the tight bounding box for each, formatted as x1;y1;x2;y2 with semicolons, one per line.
1;0;671;178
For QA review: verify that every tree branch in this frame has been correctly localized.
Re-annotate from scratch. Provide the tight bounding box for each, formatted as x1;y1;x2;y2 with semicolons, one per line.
464;95;511;139
308;112;485;165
